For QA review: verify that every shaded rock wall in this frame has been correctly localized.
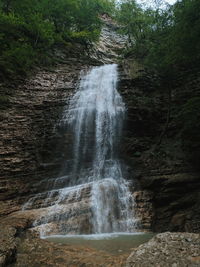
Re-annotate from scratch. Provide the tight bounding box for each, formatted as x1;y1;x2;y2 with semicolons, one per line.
138;171;200;233
0;59;90;217
118;63;200;233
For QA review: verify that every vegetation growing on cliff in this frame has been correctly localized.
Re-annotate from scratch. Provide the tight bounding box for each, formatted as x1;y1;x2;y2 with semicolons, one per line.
117;0;200;168
0;0;115;78
117;0;200;71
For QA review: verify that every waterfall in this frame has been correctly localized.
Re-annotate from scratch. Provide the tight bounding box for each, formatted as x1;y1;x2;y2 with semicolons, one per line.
23;64;137;236
64;64;125;185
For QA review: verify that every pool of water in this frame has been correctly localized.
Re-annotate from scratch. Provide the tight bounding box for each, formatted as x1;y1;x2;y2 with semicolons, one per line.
44;232;154;255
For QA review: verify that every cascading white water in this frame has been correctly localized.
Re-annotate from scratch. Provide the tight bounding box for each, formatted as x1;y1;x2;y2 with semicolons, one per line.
64;64;135;233
23;64;137;236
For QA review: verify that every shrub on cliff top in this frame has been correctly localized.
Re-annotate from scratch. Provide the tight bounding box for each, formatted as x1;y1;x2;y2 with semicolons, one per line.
0;0;114;78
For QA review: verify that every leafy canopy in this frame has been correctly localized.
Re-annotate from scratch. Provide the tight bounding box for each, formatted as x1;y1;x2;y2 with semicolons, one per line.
0;0;115;76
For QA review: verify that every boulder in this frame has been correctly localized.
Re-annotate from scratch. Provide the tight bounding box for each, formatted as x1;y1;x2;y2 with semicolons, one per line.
126;232;200;267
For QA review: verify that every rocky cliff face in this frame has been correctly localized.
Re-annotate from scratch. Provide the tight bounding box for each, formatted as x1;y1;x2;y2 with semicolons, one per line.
118;64;200;233
0;18;200;239
0;20;130;236
0;59;87;218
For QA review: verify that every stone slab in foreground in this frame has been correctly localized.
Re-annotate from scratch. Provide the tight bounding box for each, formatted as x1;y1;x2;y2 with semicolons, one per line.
126;232;200;267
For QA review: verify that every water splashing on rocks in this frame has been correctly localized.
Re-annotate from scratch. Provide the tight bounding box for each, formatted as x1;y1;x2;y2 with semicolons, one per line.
23;64;137;236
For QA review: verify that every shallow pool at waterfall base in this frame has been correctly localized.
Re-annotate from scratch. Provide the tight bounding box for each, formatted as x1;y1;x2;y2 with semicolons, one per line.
43;232;155;255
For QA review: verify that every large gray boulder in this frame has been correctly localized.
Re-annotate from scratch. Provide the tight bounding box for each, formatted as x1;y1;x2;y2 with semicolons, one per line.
126;232;200;267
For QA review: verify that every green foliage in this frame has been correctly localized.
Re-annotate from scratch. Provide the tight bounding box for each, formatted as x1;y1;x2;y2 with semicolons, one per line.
1;43;36;74
69;30;100;44
117;0;200;73
0;12;35;75
24;13;55;48
0;0;113;77
117;0;200;167
117;0;147;43
97;0;116;15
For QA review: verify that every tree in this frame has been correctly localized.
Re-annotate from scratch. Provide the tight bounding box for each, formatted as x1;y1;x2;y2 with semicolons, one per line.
0;0;115;77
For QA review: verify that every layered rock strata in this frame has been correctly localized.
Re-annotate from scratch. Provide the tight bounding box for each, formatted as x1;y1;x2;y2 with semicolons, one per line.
118;67;200;233
0;20;131;236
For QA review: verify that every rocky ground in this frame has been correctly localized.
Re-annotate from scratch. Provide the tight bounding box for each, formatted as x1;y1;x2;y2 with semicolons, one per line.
13;234;127;267
126;232;200;267
1;220;200;267
0;219;128;267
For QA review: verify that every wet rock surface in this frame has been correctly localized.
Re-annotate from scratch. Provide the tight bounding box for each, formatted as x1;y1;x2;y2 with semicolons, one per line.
0;226;17;267
13;232;128;267
1;228;199;267
0;220;128;267
126;232;200;267
133;190;155;230
0;62;85;218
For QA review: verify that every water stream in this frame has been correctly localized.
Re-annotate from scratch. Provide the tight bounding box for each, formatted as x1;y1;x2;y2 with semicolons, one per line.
45;233;154;255
23;64;137;236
